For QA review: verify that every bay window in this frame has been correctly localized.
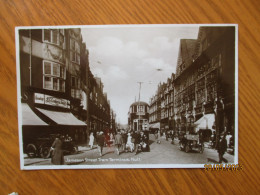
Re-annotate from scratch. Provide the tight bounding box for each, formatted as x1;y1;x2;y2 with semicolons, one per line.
43;29;64;47
43;60;66;92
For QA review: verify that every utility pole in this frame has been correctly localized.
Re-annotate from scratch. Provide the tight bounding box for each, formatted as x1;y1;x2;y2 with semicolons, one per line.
137;82;143;132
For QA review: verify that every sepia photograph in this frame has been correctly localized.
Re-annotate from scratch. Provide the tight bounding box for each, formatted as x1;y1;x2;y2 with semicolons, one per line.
15;24;238;170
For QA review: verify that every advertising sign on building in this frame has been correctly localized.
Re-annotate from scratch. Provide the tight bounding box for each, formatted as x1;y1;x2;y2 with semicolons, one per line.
34;93;70;108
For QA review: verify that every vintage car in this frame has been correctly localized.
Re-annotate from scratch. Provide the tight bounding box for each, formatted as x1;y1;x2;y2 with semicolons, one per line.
179;134;204;153
24;134;78;159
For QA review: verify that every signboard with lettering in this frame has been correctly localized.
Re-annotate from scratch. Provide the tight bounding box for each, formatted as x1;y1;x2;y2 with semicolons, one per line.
34;93;44;104
34;93;70;108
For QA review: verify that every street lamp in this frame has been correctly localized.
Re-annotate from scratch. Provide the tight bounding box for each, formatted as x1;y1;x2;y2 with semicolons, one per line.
137;81;143;132
136;68;164;132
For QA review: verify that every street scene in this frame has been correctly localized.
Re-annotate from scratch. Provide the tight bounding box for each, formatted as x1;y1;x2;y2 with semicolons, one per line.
24;133;234;166
16;25;237;169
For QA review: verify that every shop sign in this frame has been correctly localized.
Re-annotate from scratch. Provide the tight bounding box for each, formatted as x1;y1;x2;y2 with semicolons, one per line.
34;93;70;108
34;93;44;104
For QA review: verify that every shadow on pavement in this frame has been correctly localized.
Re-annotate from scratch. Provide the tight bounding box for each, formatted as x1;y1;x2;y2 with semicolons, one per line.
207;158;219;163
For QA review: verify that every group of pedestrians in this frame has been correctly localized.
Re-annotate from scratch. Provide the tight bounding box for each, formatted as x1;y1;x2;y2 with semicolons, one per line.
114;130;150;155
49;128;231;165
87;130;151;156
88;131;114;156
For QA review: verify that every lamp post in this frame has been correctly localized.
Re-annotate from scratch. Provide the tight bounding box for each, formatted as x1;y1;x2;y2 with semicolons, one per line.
137;82;143;132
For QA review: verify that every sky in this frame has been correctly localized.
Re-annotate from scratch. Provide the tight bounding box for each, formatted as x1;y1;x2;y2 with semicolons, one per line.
81;25;199;124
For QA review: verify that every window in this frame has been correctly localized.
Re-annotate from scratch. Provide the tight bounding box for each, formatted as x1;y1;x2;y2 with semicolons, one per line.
71;76;81;99
202;38;207;51
70;38;80;64
43;29;60;45
212;54;221;68
43;61;66;92
137;105;144;112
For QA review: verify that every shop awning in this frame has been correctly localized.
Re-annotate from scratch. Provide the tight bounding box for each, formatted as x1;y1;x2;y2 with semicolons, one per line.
36;108;86;126
149;122;160;129
194;114;215;131
22;103;47;126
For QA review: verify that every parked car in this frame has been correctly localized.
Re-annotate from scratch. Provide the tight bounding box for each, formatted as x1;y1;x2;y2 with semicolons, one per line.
24;134;78;159
179;134;204;153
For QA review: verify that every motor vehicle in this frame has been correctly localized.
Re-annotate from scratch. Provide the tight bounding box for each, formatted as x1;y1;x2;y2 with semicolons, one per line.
179;134;204;153
24;134;78;159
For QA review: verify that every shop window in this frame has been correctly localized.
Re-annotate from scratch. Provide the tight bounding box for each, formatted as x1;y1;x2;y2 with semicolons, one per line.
43;60;66;92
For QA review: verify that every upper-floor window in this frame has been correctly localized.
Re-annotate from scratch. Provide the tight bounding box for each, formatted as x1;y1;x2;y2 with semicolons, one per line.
202;38;208;51
43;29;64;47
43;60;66;92
137;105;144;112
71;76;81;99
70;38;80;64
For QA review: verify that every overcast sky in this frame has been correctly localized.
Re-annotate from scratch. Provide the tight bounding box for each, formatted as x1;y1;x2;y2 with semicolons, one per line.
81;25;199;124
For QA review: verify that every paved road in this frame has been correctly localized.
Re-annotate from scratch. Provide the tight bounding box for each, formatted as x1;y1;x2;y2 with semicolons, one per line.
24;134;235;166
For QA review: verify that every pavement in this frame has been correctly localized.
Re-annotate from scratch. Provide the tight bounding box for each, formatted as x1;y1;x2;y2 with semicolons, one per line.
23;134;235;166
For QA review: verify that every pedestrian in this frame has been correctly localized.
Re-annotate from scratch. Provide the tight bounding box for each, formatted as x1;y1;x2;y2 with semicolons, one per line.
142;133;150;152
114;131;123;155
97;131;105;156
211;131;216;148
154;129;158;140
50;134;64;165
170;130;174;144
226;132;232;148
121;131;127;152
166;130;169;141
109;133;114;143
125;133;134;152
105;132;111;147
88;132;94;149
156;129;161;144
217;133;228;163
134;131;141;152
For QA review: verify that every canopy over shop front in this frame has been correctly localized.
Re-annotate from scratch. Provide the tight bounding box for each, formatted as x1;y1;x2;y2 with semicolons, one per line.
22;103;47;126
194;114;215;132
36;108;86;126
149;122;160;129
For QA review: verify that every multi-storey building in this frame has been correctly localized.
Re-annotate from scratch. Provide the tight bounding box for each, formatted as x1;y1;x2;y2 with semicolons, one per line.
128;101;149;131
19;28;113;148
174;26;235;143
166;74;175;130
149;74;175;133
149;94;158;124
87;74;111;134
110;109;116;133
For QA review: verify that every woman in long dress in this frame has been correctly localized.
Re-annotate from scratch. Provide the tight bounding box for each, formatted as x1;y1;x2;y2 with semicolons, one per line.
51;135;64;165
89;132;94;149
125;133;134;152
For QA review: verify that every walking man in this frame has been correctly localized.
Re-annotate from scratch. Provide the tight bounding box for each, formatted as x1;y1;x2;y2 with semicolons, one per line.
114;131;123;155
218;133;228;163
97;131;105;156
